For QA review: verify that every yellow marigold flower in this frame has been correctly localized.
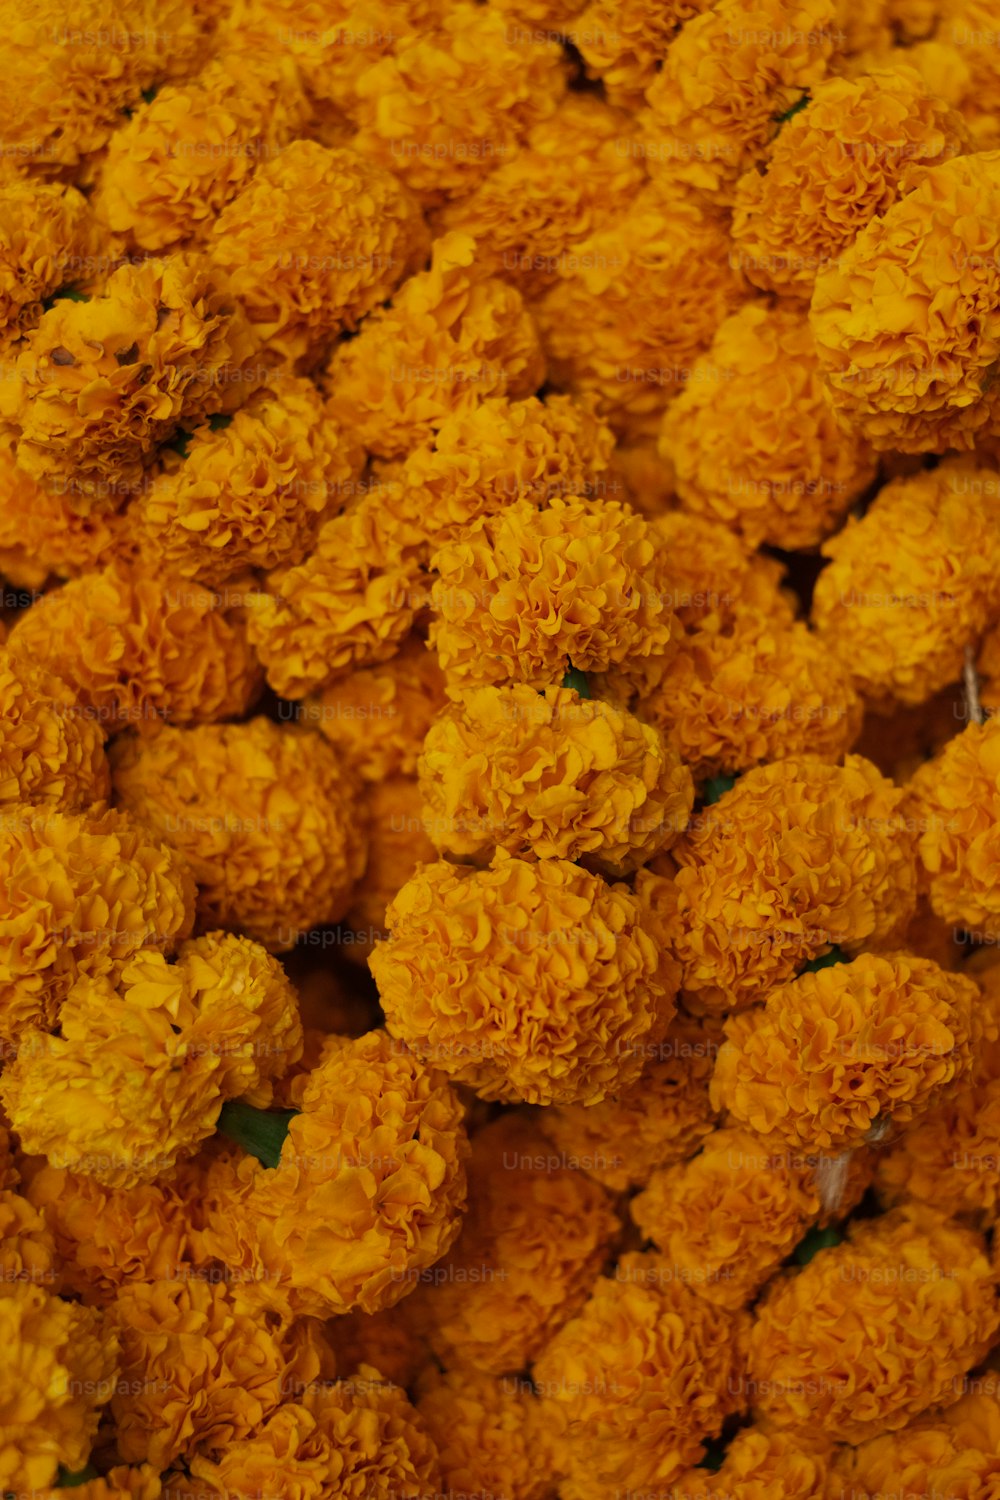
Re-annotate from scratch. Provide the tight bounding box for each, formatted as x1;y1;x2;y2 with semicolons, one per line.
336;1300;432;1389
0;442;134;589
133;374;363;585
183;1368;442;1500
535;1251;749;1497
325;232;545;458
670;755;919;1011
432;96;646;299
390;392;616;549
418;683;693;873
110;718;367;951
875;1071;1000;1225
92;52;312;252
342;775;436;966
7;562;262;729
569;0;715;107
0;1186;61;1293
536;1009;722;1192
0;180;102;352
632;1127;868;1311
670;1426;835;1498
415;1366;555;1500
429;495;680;697
832;1391;1000;1500
533;186;744;439
747;1205;999;1440
0;253;258;501
0;1281;118;1493
371;850;676;1105
810;150;1000;452
933;0;1000;148
659;303;877;548
810;462;1000;706
41;1465;163;1499
641;0;836;202
0;802;194;1042
352;4;566;206
712;951;980;1151
245;491;429;699
407;1114;618;1375
0;646;109;811
636;606;862;783
731;69;970;300
905;717;1000;935
607;437;676;517
644;512;796;631
207;140;428;373
305;634;448;783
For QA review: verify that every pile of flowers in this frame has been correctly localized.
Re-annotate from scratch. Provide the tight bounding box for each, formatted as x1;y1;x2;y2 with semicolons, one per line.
3;0;1000;1494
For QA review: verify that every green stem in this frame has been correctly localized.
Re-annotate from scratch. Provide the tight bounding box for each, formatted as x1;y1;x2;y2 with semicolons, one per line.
217;1099;297;1169
800;945;847;974
562;662;591;698
794;1225;843;1265
55;1467;99;1488
702;774;736;805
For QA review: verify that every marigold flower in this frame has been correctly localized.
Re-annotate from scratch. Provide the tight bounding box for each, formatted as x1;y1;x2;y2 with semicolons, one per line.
342;775;436;965
810;462;1000;706
207;139;428;373
0;1281;119;1493
831;1391;1000;1500
0;253;258;500
533;187;744;438
0;647;109;811
0;802;194;1042
875;1069;1000;1225
418;683;693;873
731;69;970;301
245;491;429;699
905;717;1000;935
415;1365;556;1500
810;150;1000;451
670;1425;835;1498
7;562;262;729
670;755;919;1011
110;718;367;951
305;634;448;783
607;438;677;517
182;1368;442;1500
325;232;545;458
659;302;877;549
41;1465;163;1499
432;96;646;299
0;442;135;589
569;0;714;107
371;850;675;1105
636;606;863;783
0;1185;60;1293
641;0;836;202
0;179;102;352
133;375;362;585
643;512;796;631
92;52;312;252
747;1205;999;1440
407;1114;618;1375
535;1251;750;1497
429;495;681;697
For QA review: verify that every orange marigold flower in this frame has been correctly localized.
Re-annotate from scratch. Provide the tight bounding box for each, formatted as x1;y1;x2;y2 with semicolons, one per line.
7;562;262;729
905;716;1000;935
641;0;836;202
371;851;676;1105
432;96;646;299
731;69;970;300
747;1205;999;1440
245;491;429;699
534;1251;750;1498
670;755;919;1011
608;437;677;517
811;462;1000;706
0;253;258;501
92;52;312;252
635;606;862;783
0;1185;61;1293
533;187;744;439
673;1426;835;1498
418;683;693;873
207;140;428;373
831;1391;1000;1500
110;718;367;951
0;646;109;811
810;150;1000;452
352;4;567;206
875;1070;1000;1225
342;774;437;965
712;951;980;1151
305;634;448;783
0;1281;119;1493
0;802;194;1042
407;1114;618;1375
415;1365;556;1500
569;0;715;107
134;374;363;585
325;232;545;458
659;302;877;549
0;179;102;352
0;442;135;589
183;1369;442;1500
644;512;796;631
40;1464;163;1499
429;495;681;697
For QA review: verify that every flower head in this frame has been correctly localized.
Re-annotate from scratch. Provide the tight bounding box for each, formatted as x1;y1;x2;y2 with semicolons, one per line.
643;511;796;631
0;441;135;590
906;716;1000;936
0;179;102;352
0;646;109;811
831;1391;1000;1499
415;1365;555;1500
570;0;715;107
